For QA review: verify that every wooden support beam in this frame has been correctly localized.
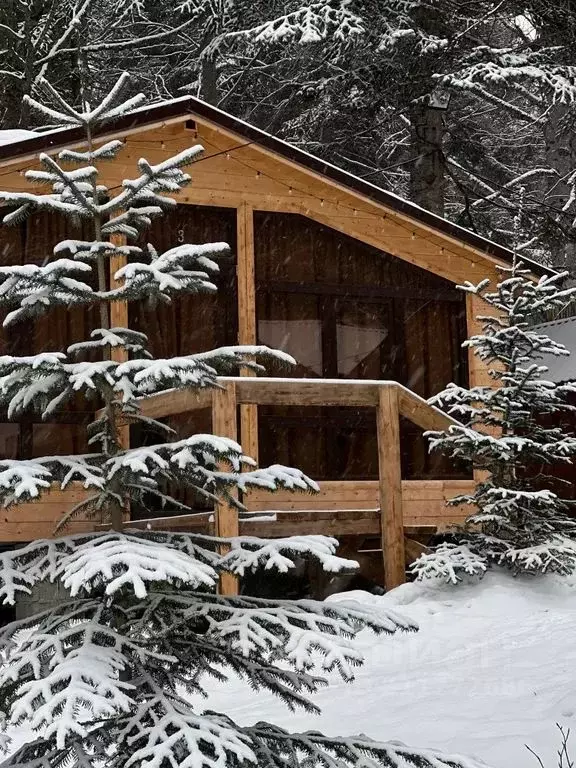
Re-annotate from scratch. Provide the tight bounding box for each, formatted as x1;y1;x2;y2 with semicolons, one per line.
237;203;259;463
397;386;457;432
377;386;406;589
111;510;437;540
212;381;239;596
465;293;485;389
232;377;382;407
137;387;213;420
109;232;130;451
237;204;256;348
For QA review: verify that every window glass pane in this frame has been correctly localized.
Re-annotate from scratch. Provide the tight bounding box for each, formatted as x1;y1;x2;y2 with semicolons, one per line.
336;302;399;379
257;293;323;378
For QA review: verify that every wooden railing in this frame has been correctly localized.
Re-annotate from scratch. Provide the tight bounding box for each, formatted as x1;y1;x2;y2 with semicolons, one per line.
136;377;465;593
3;378;471;595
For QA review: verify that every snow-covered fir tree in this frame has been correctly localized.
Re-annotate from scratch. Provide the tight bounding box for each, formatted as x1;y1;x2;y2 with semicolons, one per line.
0;76;485;768
413;260;576;584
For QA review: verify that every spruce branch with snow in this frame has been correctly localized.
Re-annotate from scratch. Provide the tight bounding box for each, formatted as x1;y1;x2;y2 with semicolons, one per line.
415;262;576;581
0;75;490;768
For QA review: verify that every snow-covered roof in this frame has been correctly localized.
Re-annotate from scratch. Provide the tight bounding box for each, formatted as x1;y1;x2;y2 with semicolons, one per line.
0;129;37;146
536;317;576;382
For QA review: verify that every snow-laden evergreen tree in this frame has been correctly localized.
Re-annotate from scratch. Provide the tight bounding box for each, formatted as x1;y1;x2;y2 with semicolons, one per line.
413;260;576;584
0;76;486;768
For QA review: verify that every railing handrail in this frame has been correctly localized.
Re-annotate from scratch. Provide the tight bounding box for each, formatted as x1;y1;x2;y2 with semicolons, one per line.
98;377;462;593
132;377;459;433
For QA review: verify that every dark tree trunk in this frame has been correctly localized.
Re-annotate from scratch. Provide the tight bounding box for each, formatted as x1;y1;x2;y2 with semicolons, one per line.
409;103;446;217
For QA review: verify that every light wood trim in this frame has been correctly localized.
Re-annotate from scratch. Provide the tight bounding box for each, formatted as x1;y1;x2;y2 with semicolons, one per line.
138;388;213;420
117;510;436;539
377;386;405;589
212;381;239;596
246;479;475;508
232;378;383;407
0;115;198;171
466;293;483;389
109;231;129;450
237;203;256;346
3;477;475;543
237;203;259;462
123;377;460;428
192;115;514;276
397;386;457;432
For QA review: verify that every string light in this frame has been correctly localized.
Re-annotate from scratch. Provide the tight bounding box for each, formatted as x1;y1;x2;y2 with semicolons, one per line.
0;130;520;273
212;146;475;266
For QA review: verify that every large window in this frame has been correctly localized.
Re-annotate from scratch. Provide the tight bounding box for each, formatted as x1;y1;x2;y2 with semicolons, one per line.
255;212;469;481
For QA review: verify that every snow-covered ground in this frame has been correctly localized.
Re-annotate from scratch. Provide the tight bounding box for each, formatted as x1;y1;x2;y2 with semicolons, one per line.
197;570;576;768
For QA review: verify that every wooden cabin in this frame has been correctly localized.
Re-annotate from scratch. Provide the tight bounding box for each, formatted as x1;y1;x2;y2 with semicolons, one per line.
0;98;550;588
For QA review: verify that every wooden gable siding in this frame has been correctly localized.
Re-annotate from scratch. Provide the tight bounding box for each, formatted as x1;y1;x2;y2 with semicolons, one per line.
0;120;502;285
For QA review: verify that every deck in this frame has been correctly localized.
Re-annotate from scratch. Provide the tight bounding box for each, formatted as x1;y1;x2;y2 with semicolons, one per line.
2;377;473;593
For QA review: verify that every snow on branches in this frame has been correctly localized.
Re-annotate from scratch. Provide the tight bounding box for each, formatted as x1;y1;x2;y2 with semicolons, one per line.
411;543;487;585
0;345;291;422
0;529;419;764
4;713;492;768
0;530;363;606
0;75;492;768
416;262;576;581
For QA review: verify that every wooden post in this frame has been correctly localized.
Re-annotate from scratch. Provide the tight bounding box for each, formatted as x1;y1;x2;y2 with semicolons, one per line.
465;293;485;390
212;381;240;596
109;234;130;451
236;203;259;463
376;385;405;590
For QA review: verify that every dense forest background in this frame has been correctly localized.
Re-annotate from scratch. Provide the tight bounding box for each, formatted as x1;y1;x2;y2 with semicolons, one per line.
2;0;576;270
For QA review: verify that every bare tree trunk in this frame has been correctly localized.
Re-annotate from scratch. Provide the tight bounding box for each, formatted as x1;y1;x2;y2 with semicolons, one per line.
543;104;576;271
199;53;219;103
409;102;446;217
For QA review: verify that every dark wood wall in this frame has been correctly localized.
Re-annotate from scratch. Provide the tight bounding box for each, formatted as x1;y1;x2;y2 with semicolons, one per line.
128;205;237;461
0;204;471;485
0;211;99;459
254;212;469;480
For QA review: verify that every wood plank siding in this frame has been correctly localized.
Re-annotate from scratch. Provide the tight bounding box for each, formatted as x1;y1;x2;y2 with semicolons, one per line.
0;109;518;548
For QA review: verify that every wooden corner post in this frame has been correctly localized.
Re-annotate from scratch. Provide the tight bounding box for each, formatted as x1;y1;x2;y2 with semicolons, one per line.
377;385;406;589
237;203;259;463
212;381;240;596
